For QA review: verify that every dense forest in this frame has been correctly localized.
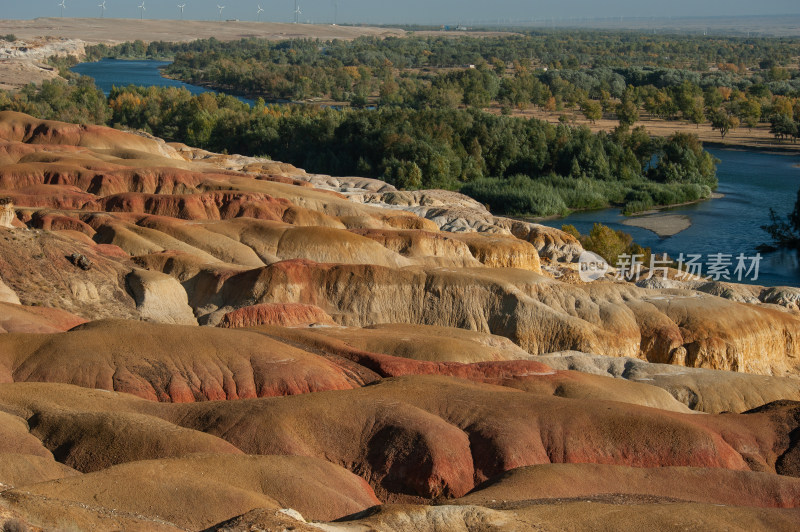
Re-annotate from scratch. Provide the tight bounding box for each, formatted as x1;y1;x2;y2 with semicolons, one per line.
14;29;800;215
83;32;800;143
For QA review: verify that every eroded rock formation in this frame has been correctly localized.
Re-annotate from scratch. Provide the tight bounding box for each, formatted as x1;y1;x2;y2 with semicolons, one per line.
2;111;800;530
0;110;796;376
0;198;14;228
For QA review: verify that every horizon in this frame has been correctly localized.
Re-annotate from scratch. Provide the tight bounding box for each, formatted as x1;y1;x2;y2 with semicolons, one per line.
6;1;800;26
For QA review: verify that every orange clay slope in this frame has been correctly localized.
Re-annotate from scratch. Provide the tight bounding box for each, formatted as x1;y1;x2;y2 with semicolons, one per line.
1;111;800;530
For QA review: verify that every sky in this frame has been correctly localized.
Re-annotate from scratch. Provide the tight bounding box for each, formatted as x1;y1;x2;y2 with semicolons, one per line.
4;0;800;25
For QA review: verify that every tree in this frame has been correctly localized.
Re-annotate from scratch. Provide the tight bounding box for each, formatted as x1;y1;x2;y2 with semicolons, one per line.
424;84;462;109
648;132;718;187
772;97;793;118
599;90;613;114
735;99;761;130
762;186;800;250
616;99;639;127
625;126;655;167
384;158;423;189
576;223;651;268
684;96;705;128
561;224;581;240
186;109;215;148
642;86;676;119
674;81;700;111
490;57;506;76
379;80;403;107
616;88;640;127
580;99;602;123
767;66;791;82
349;88;369;108
709;109;739;139
703;87;724;109
770;114;798;142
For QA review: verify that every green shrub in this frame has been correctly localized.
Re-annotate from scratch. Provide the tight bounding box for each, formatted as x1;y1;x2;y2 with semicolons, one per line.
573;223;652;268
461;176;569;217
561;224;581;240
622;200;652;215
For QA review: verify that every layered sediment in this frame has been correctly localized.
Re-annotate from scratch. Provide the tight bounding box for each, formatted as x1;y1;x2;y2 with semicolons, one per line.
1;110;800;530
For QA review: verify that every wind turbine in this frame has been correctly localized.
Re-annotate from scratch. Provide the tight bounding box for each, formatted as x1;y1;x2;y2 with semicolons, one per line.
58;0;66;18
98;1;106;18
257;4;264;21
177;3;186;20
138;1;146;19
294;0;301;24
217;4;225;21
332;0;338;25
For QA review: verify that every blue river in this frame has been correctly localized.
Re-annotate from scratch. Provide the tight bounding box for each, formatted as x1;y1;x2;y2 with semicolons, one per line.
72;58;255;105
538;148;800;287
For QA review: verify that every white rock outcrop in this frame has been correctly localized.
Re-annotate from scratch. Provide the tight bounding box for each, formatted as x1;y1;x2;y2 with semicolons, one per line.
0;276;20;305
0;200;14;229
126;269;197;326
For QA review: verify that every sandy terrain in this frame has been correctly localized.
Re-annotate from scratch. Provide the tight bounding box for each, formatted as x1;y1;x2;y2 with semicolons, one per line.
0;36;85;90
0;60;59;91
622;214;692;237
0;18;405;44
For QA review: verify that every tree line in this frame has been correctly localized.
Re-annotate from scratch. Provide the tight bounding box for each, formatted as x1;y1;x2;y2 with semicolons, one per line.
82;33;800;141
0;76;718;217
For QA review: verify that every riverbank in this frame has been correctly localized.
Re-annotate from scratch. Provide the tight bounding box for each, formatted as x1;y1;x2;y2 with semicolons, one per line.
537;147;800;286
0;18;408;91
626;193;726;215
158;72;295;105
513;192;723;226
